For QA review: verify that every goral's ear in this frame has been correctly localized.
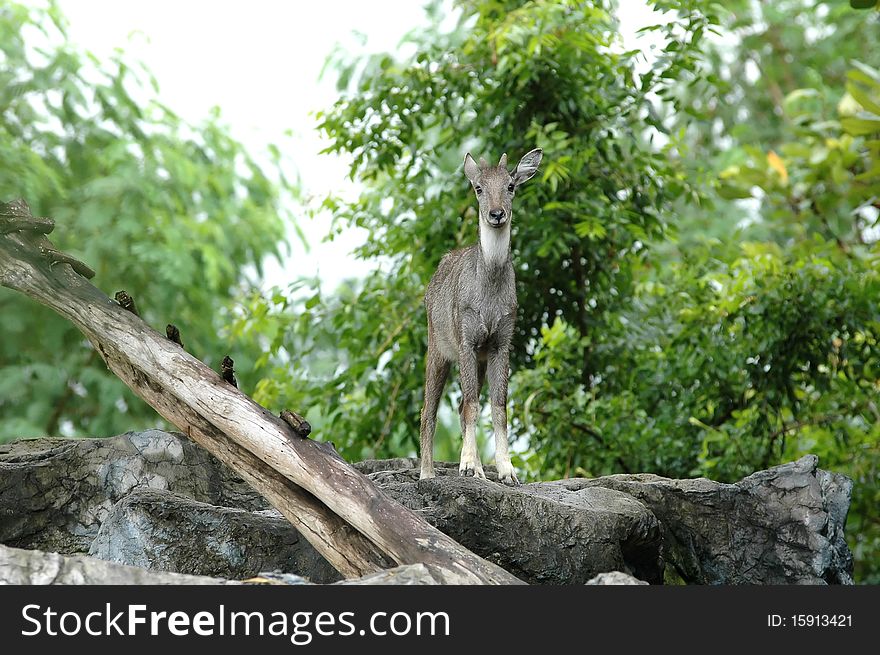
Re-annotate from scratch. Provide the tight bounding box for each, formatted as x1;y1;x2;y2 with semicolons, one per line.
513;148;543;185
463;153;481;185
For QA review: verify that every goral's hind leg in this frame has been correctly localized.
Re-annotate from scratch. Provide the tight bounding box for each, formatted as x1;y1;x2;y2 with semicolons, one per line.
488;346;518;485
419;340;450;480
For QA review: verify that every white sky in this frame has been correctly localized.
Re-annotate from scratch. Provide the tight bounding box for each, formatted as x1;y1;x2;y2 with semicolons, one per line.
53;0;661;290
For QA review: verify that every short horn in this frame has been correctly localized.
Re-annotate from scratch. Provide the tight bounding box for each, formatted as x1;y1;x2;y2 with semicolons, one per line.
478;156;488;168
498;153;508;169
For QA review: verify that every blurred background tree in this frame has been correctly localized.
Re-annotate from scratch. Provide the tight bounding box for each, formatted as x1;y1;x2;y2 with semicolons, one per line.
0;1;295;439
2;0;878;581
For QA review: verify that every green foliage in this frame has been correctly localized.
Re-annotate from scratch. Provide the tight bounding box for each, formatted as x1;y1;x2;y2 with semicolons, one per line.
688;0;880;147
659;0;880;255
516;241;879;479
716;59;880;247
0;1;294;438
234;0;715;463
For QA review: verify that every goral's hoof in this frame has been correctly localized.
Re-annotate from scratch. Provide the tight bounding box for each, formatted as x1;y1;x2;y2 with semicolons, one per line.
459;462;486;479
496;460;520;486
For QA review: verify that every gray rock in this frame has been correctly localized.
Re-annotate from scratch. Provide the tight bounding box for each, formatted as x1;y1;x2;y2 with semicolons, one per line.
586;571;649;585
0;543;234;585
559;455;853;584
81;456;664;585
335;563;448;585
816;469;855;584
89;488;340;582
379;475;663;584
0;430;266;554
355;458;501;482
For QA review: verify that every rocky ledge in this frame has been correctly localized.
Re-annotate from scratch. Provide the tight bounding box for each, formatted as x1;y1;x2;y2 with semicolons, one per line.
0;430;853;585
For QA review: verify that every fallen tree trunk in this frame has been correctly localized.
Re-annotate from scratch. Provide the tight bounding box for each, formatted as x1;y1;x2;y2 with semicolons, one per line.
0;199;521;584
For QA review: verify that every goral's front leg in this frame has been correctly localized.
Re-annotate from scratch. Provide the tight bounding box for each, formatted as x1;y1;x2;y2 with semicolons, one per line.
457;340;486;480
488;343;519;485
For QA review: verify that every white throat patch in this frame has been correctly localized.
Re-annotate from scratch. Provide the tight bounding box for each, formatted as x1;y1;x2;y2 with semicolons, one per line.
479;219;510;268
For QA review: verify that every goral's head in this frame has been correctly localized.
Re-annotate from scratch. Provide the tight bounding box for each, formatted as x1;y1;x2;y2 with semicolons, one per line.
463;148;543;229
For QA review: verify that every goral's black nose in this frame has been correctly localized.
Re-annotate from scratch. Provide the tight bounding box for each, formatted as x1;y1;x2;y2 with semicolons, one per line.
489;209;505;222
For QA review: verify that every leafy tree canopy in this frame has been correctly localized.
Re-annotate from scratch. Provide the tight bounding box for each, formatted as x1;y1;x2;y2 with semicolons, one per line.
0;1;295;439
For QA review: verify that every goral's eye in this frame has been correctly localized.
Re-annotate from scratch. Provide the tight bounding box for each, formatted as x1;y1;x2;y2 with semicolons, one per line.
507;183;515;193
475;185;483;195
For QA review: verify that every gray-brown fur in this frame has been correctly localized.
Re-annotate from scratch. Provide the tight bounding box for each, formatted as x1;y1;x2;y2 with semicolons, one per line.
419;148;543;485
